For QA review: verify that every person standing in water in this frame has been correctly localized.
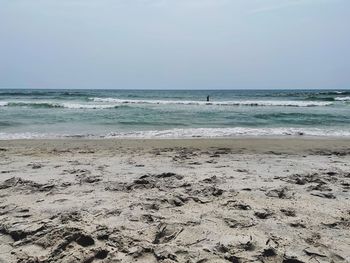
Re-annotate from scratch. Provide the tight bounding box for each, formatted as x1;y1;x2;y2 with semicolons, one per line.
207;95;210;102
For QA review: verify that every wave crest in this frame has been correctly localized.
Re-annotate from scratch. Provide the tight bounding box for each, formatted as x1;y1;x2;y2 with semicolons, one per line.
9;102;63;108
61;103;117;109
335;96;350;101
0;101;119;109
89;98;332;107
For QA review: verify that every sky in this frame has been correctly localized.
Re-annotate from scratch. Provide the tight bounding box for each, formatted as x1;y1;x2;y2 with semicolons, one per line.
0;0;349;90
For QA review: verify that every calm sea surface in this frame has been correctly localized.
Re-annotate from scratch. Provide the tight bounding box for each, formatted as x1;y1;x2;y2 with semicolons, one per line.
0;89;350;139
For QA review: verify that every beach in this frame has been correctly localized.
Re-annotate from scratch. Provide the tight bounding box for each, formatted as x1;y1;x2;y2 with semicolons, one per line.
0;138;349;263
2;0;350;261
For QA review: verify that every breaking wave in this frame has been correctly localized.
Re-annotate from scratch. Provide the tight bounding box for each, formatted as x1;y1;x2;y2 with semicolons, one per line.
0;98;335;109
89;98;333;107
335;97;350;101
0;101;119;109
60;103;118;109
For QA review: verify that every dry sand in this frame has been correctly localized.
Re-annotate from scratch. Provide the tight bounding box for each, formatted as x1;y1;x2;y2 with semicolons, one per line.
0;138;349;263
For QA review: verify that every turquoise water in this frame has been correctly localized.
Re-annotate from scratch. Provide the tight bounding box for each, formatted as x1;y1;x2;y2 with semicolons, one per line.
0;89;350;138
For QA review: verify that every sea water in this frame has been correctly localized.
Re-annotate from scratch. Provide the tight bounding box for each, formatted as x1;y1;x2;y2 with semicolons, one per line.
0;89;349;139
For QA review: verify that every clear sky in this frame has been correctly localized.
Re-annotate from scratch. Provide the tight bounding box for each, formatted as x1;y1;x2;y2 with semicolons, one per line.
0;0;349;89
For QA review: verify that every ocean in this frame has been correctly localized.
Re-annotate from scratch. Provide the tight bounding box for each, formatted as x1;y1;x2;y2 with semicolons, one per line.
0;89;350;139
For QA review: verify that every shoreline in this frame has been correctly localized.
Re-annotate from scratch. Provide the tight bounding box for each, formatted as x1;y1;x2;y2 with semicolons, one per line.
1;137;350;153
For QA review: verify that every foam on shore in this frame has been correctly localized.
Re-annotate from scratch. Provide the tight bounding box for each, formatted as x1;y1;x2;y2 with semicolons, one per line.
1;127;350;140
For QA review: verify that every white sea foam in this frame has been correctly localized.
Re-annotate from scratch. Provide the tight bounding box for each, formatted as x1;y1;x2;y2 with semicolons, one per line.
0;132;58;140
0;101;62;108
335;96;350;101
3;127;349;140
61;103;117;109
0;101;117;109
90;97;332;107
104;127;350;138
0;98;335;109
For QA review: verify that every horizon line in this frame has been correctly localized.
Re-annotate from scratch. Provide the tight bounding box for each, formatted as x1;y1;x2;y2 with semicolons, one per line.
0;87;349;91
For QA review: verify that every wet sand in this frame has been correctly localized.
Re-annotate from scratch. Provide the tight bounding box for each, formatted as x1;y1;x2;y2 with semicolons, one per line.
0;138;349;262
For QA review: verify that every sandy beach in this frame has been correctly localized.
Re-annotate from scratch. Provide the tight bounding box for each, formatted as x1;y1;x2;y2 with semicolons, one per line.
0;138;349;263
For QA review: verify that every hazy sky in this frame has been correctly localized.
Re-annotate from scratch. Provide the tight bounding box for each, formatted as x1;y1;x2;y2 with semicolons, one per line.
0;0;349;89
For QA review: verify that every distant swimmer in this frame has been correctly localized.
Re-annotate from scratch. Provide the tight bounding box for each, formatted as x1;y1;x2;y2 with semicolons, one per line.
207;95;210;102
